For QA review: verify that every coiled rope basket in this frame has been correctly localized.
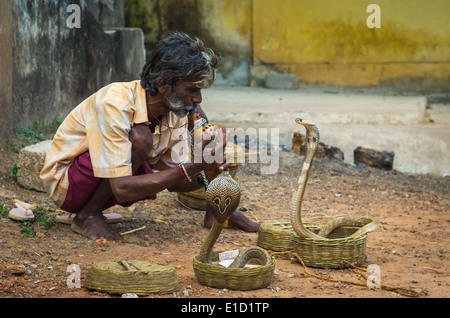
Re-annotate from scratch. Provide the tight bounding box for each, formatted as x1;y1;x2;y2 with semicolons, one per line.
257;219;370;268
85;260;179;296
193;251;276;290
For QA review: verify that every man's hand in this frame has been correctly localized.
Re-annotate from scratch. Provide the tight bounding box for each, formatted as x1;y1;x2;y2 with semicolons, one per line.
189;124;231;178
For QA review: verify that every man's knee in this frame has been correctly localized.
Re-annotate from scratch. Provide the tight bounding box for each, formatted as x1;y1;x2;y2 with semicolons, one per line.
129;124;152;158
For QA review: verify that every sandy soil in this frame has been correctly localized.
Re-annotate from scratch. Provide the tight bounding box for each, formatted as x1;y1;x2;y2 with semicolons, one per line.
0;146;448;300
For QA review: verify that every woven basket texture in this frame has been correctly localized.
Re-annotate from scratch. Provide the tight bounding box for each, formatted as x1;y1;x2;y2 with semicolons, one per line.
85;261;179;295
257;219;320;252
293;227;367;268
257;219;368;268
193;251;275;290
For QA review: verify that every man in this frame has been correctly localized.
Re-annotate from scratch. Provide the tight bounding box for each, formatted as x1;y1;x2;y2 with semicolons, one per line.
40;31;259;241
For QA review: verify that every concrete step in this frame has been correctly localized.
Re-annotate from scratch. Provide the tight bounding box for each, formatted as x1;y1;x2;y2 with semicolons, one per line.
202;87;449;176
203;86;427;125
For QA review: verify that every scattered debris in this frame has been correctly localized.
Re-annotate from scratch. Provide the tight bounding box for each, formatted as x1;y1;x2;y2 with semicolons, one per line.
292;131;344;160
5;264;27;275
354;146;394;170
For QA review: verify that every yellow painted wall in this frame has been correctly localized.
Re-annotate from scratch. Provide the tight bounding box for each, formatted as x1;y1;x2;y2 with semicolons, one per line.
252;0;450;88
195;0;252;58
125;0;449;90
125;0;252;84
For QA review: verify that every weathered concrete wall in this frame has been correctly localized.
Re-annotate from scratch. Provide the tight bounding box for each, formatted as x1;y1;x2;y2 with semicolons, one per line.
0;1;14;139
125;0;252;86
85;0;125;28
0;0;145;139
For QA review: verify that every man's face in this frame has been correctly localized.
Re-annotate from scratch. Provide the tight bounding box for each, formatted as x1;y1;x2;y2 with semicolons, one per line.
163;81;202;118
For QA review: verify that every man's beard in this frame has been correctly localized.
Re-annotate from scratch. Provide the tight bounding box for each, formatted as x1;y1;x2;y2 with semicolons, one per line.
165;92;197;118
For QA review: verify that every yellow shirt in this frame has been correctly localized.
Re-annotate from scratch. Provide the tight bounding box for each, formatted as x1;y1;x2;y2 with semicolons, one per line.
40;80;189;207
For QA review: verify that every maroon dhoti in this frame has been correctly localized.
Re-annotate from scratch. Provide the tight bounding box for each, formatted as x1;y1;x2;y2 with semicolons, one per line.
60;151;156;213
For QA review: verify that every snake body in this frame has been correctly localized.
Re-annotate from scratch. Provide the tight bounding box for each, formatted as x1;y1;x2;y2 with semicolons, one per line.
290;118;378;239
290;119;325;239
198;171;270;268
229;246;272;268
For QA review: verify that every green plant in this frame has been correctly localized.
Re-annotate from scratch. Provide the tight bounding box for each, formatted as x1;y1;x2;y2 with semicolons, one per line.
13;207;57;238
19;219;36;237
16;127;47;145
33;117;63;135
1;117;62;153
34;207;56;229
0;204;9;217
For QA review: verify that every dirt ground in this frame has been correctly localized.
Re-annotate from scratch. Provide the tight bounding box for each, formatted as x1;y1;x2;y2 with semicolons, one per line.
0;145;448;300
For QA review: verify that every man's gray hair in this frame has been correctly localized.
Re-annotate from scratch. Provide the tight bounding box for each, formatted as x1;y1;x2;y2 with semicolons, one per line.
140;31;221;95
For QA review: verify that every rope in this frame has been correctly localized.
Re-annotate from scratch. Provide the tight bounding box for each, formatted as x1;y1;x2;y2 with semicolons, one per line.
269;251;422;298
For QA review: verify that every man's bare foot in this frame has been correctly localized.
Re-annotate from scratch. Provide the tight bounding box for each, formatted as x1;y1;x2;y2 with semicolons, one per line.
228;210;260;232
204;209;260;232
71;211;125;241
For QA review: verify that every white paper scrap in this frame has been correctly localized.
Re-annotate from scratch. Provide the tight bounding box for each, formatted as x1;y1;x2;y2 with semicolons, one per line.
218;249;239;268
219;259;235;268
219;249;239;261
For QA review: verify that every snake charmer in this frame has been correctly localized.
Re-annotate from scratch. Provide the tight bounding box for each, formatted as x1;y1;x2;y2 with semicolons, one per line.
40;31;259;241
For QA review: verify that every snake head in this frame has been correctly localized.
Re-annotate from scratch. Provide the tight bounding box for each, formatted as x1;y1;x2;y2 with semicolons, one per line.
205;171;241;224
295;118;320;144
295;118;316;127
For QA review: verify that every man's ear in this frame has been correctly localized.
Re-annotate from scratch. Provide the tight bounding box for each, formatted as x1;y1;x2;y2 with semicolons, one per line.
157;78;170;94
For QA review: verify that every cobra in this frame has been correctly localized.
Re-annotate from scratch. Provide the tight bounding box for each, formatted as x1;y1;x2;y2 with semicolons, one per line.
290;118;378;239
198;171;271;267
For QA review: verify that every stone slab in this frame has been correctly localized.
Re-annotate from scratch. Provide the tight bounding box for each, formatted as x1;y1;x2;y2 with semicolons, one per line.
16;140;52;192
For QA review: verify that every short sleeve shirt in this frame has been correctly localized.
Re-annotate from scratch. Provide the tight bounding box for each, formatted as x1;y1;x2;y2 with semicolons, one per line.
40;80;189;207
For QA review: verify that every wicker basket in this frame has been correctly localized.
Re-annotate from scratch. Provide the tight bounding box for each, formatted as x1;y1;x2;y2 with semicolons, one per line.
258;219;368;268
193;251;275;290
177;187;208;210
85;260;179;296
294;227;367;268
257;219;321;252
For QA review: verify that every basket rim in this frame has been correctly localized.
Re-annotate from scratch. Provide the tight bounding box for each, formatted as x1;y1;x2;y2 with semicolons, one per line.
259;219;367;240
90;260;176;268
192;253;276;290
86;260;178;276
192;253;275;273
293;233;367;243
